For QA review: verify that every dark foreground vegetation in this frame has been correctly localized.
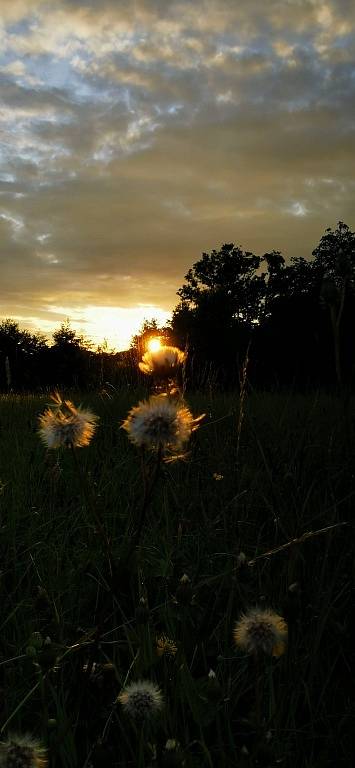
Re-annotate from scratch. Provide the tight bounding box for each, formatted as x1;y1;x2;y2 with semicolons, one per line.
0;389;353;767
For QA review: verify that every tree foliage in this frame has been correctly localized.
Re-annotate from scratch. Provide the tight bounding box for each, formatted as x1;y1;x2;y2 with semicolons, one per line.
172;222;355;390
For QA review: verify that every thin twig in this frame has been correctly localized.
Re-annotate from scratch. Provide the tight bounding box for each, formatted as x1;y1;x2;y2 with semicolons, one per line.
247;521;349;566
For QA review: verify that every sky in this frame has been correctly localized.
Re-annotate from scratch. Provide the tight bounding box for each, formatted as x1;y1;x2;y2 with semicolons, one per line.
0;0;354;350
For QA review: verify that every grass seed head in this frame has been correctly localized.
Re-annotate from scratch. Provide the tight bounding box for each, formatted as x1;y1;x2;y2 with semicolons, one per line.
117;680;163;722
0;734;47;768
233;608;288;657
38;397;98;449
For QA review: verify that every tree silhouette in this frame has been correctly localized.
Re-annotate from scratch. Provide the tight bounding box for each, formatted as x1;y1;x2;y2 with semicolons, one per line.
50;320;93;388
172;223;355;391
0;319;47;389
313;222;355;391
173;244;266;386
177;243;265;324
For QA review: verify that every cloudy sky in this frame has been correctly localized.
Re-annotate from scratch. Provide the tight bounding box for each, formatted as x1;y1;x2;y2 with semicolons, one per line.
1;0;354;349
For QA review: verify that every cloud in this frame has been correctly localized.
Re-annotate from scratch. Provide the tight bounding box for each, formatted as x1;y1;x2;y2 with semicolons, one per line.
0;0;354;347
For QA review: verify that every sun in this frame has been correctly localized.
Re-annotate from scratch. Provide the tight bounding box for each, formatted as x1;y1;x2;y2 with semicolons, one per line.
147;337;162;353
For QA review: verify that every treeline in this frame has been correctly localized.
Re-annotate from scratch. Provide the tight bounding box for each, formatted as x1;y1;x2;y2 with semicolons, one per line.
1;221;354;392
0;319;141;392
171;221;355;391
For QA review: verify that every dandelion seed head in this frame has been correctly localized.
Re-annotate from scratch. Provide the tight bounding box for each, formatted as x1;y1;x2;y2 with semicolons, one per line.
122;395;203;453
0;734;47;768
117;680;163;721
233;608;288;656
38;398;98;449
139;345;185;376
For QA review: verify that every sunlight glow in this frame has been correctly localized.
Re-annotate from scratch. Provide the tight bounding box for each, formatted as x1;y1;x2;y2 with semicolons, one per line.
37;304;171;351
147;337;162;353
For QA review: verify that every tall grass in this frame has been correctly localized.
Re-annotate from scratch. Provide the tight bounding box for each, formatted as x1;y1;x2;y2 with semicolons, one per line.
0;390;352;767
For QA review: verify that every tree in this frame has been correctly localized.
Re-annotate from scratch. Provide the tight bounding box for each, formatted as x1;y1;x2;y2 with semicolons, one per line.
177;243;265;324
50;320;93;388
173;243;268;387
0;319;48;389
313;222;355;391
312;221;355;285
52;319;91;350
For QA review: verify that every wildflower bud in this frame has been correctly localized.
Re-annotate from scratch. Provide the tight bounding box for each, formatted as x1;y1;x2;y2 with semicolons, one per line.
162;739;185;767
135;597;150;625
175;574;193;605
206;669;222;703
156;635;177;658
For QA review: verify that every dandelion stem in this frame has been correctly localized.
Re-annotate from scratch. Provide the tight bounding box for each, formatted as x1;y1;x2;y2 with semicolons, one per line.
254;652;263;734
124;444;163;562
70;445;113;570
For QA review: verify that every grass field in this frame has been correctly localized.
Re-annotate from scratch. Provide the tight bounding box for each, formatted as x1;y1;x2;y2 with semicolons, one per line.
0;389;353;767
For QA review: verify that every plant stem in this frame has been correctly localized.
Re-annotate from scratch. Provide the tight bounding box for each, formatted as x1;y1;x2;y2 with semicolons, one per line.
124;445;163;564
70;445;113;572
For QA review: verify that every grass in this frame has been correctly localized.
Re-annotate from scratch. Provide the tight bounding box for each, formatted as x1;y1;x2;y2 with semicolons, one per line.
0;389;353;767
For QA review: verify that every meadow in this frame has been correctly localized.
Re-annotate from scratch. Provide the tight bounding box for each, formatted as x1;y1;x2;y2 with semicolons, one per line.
0;387;352;767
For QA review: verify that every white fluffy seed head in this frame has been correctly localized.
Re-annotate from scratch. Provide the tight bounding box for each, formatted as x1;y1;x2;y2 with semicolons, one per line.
117;680;163;721
139;345;185;376
38;398;98;449
0;734;47;767
233;608;288;657
122;395;203;453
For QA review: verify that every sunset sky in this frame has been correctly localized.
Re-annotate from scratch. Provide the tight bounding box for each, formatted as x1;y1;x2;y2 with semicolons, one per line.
1;0;354;349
